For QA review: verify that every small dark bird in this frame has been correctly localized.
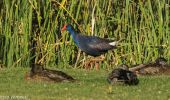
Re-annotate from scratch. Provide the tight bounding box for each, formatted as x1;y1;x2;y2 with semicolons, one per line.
61;24;118;56
107;64;139;85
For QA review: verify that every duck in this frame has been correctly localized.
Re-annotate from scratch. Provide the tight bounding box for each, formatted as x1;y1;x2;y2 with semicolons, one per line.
107;64;139;85
25;64;75;82
129;57;170;75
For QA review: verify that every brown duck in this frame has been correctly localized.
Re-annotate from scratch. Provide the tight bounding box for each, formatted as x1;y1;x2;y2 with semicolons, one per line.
129;57;170;75
107;64;139;85
25;64;75;82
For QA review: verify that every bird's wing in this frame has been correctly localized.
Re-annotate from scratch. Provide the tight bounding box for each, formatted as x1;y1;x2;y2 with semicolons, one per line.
78;35;115;51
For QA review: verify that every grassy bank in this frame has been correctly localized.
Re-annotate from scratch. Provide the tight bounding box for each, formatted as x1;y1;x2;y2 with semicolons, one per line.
0;67;170;100
0;0;169;68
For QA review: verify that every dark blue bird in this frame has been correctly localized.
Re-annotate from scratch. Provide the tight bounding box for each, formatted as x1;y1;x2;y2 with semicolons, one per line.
61;24;118;56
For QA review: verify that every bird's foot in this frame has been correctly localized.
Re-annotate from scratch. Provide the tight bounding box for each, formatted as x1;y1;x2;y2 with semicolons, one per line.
82;55;105;70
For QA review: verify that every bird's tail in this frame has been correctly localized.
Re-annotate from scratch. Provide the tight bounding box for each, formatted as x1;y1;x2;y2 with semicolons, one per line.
109;41;118;46
109;38;125;46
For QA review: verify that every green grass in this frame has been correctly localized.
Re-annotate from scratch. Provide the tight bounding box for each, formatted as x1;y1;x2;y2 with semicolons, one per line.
0;68;170;100
0;0;169;68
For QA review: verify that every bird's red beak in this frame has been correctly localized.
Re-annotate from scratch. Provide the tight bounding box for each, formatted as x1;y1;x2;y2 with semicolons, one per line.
61;24;67;32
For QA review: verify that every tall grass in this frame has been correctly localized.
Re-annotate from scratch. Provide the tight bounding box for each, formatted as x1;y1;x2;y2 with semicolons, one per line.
0;0;169;68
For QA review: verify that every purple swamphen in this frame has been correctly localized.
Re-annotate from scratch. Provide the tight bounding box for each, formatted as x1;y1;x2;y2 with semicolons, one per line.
61;24;118;57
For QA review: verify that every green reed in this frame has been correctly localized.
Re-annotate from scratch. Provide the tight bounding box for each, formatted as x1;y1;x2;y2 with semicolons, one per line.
0;0;169;68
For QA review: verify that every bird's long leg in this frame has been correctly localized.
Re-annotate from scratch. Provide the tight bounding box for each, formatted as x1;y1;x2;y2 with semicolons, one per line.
74;49;81;68
83;55;105;70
